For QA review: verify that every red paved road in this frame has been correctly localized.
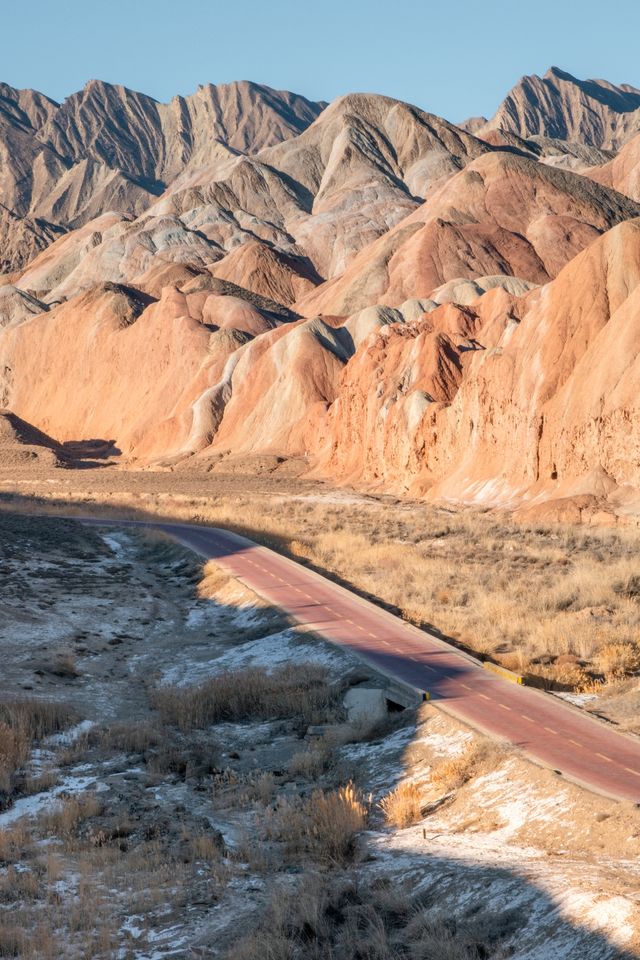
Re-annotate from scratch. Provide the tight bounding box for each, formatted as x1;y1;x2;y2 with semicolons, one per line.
94;519;640;803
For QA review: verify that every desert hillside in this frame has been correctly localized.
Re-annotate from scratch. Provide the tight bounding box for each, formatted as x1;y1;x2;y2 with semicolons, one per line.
1;67;640;520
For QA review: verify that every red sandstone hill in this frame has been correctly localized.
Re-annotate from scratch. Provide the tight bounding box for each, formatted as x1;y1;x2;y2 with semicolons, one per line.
294;151;640;316
2;70;640;519
586;132;640;201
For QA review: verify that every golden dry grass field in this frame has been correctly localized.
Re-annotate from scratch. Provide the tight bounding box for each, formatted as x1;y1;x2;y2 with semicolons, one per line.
2;463;640;727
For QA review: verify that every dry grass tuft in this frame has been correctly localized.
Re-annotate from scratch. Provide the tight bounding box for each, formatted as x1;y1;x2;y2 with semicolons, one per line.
224;872;519;960
431;741;504;794
0;699;76;796
379;780;423;828
0;823;32;864
41;793;104;838
265;782;369;865
96;720;162;754
287;739;333;779
197;559;233;597
48;651;81;679
595;643;640;679
150;663;339;730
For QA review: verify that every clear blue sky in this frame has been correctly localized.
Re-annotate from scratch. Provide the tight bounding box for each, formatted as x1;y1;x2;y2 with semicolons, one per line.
5;0;640;122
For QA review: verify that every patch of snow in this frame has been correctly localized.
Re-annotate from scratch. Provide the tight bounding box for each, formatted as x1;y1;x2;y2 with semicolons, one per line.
413;728;473;757
121;917;145;940
558;891;636;945
101;534;126;555
553;691;598;707
48;719;95;746
0;772;101;828
214;629;342;672
185;606;209;628
161;628;344;686
463;761;567;840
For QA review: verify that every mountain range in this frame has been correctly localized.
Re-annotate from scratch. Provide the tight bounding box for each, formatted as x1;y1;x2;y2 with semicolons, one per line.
2;66;640;522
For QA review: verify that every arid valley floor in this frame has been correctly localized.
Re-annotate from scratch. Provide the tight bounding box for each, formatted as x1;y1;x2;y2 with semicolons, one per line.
1;465;640;958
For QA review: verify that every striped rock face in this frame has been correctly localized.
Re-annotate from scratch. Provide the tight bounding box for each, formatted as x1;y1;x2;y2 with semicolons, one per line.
2;70;640;519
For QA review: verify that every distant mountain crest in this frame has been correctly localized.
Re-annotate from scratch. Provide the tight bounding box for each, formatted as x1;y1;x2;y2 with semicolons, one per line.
0;79;326;271
466;67;640;150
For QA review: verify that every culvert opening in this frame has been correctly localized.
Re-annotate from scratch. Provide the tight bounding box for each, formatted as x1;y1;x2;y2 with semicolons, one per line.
385;698;406;713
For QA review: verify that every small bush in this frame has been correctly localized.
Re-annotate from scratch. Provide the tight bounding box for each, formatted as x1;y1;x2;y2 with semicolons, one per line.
0;866;41;903
379;781;422;828
0;823;32;865
265;782;368;865
48;652;80;679
150;663;339;730
596;643;640;678
0;926;26;958
613;573;640;601
97;721;162;754
0;699;76;797
430;741;503;793
287;740;332;779
147;738;220;779
41;793;103;838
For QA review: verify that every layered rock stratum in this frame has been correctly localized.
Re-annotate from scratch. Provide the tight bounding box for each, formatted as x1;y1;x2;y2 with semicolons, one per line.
2;68;640;519
465;66;640;151
0;79;325;271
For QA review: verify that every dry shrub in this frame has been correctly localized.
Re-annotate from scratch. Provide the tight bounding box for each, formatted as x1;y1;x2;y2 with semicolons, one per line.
48;651;80;679
0;699;75;796
0;866;41;903
147;736;221;779
265;782;368;865
197;559;232;598
247;771;277;805
287;740;332;779
0;919;60;960
213;770;277;808
45;851;64;882
596;643;640;678
379;780;422;828
431;741;503;793
224;873;518;960
0;723;29;795
0;823;32;864
0;699;74;742
546;663;591;689
41;793;104;838
187;833;225;864
150;663;338;730
0;926;26;958
96;720;162;754
613;572;640;601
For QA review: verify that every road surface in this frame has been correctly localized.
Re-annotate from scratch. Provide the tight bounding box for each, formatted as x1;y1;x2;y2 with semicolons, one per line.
91;519;640;803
